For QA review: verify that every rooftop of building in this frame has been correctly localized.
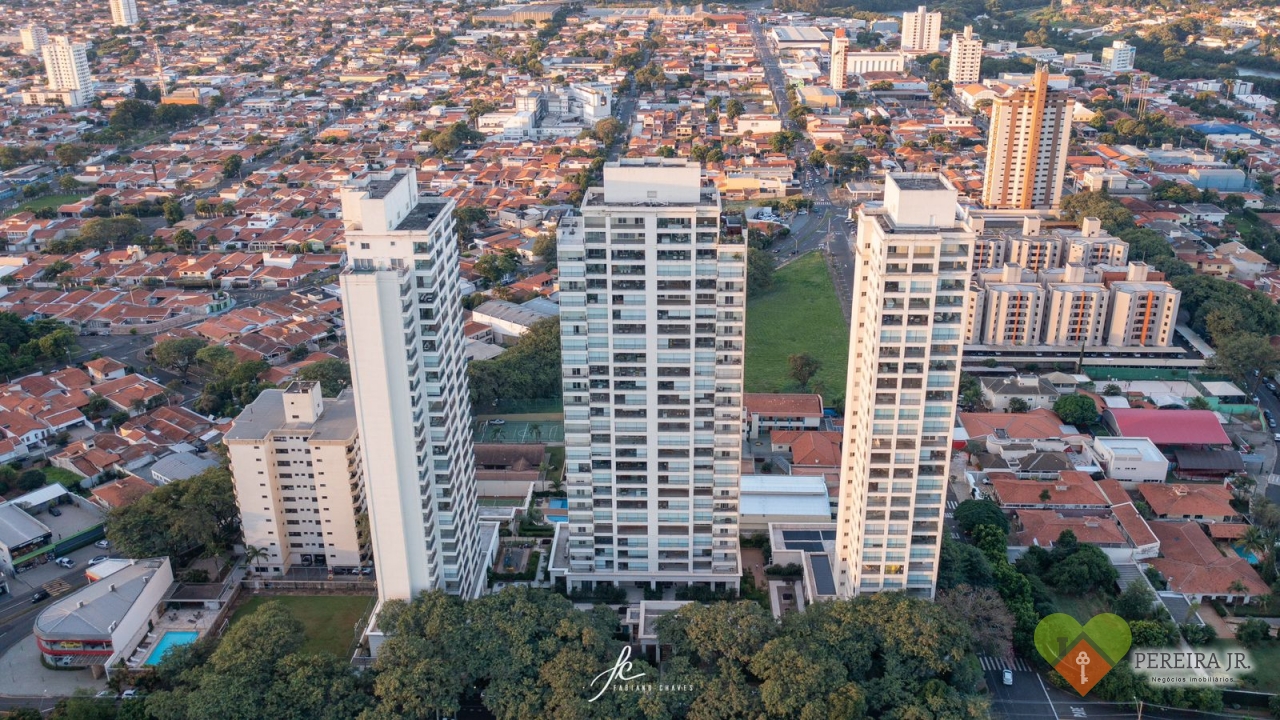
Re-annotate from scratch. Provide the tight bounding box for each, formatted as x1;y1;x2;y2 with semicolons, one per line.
891;174;949;191
34;558;170;641
223;387;357;442
0;502;50;548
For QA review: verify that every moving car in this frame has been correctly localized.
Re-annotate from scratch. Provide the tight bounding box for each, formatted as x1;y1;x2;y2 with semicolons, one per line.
89;555;109;566
55;557;75;569
1002;669;1014;686
95;540;110;549
32;589;49;603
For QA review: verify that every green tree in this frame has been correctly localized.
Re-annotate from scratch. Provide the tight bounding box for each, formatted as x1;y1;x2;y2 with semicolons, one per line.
1238;618;1272;647
296;359;351;397
787;353;822;389
79;216;146;250
1007;397;1031;413
467;318;561;407
1046;543;1119;596
936;585;1014;656
1187;396;1211;410
1059;190;1134;233
106;464;240;559
938;538;994;590
163;200;184;226
1052;394;1097;427
1208;332;1280;389
954;499;1009;534
18;468;45;491
746;247;775;296
221;154;243;179
195;345;237;376
657;601;777;667
152;337;208;376
1113;581;1156;622
591;117;625;146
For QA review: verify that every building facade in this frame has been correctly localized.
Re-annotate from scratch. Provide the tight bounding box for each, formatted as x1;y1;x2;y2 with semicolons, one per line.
340;170;485;603
900;5;942;53
28;36;93;107
225;382;366;574
1106;264;1180;347
1101;41;1135;73
949;26;982;85
109;0;139;26
830;29;848;91
837;173;971;598
846;51;907;75
555;158;743;593
981;68;1071;210
19;25;48;57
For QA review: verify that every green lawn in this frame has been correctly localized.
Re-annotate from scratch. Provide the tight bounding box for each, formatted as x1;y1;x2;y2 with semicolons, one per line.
1049;590;1113;624
231;595;374;657
4;193;88;217
1224;639;1280;693
745;252;848;405
43;467;84;488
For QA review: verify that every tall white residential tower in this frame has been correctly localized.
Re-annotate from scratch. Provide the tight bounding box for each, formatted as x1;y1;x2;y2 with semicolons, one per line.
949;26;983;85
553;158;744;594
836;173;972;598
900;5;942;53
20;25;48;57
339;170;485;605
982;68;1072;210
830;29;849;91
226;382;367;574
109;0;139;27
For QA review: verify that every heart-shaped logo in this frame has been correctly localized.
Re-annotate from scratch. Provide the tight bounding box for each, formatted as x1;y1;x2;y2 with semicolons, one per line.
1035;613;1132;695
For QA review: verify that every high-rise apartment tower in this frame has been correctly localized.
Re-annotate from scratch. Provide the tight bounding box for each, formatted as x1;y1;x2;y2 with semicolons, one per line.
981;68;1071;210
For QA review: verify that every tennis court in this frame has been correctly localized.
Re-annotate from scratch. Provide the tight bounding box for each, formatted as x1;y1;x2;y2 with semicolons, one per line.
473;420;564;444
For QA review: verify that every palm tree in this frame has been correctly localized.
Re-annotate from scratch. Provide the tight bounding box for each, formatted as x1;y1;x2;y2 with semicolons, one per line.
244;545;269;571
1238;526;1271;573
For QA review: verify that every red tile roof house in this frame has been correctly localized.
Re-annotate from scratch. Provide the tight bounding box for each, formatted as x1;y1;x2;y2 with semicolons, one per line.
1137;483;1240;523
743;393;824;439
1146;521;1269;604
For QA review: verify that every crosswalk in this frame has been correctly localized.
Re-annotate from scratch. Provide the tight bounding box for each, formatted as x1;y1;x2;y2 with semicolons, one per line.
979;655;1033;672
43;579;71;596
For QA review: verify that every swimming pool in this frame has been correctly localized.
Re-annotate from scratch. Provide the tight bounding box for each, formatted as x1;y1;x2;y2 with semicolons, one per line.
144;631;199;666
1234;546;1260;564
549;498;568;509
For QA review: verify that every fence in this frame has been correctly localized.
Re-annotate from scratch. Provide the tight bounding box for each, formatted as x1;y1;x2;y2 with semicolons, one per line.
240;579;377;593
1085;367;1192;382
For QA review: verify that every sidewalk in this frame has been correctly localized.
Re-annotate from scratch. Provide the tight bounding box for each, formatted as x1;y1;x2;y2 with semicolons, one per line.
0;635;106;698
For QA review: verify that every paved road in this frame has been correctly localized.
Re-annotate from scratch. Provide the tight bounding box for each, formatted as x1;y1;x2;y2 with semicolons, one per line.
749;15;856;320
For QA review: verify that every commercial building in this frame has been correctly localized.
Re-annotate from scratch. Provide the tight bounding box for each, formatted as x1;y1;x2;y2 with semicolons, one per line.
25;36;93;107
836;173;972;598
1101;41;1135;73
829;29;848;91
900;5;942;53
34;558;173;672
981;68;1071;210
770;26;830;51
552;158;744;593
225;382;367;574
949;26;982;85
340;170;485;603
19;25;48;57
846;51;907;75
109;0;139;26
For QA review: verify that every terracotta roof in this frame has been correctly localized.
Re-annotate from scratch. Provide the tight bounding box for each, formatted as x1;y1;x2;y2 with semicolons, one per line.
959;408;1072;440
91;475;155;509
1147;521;1268;598
992;471;1110;507
1016;510;1127;547
1137;483;1237;520
1111;502;1159;548
1207;523;1251;540
743;393;824;417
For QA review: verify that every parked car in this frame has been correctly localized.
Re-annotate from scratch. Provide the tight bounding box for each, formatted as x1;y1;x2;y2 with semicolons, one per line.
487;418;506;426
120;690;142;700
55;557;75;569
32;589;50;603
1002;669;1014;686
48;507;61;517
89;556;109;566
95;540;110;549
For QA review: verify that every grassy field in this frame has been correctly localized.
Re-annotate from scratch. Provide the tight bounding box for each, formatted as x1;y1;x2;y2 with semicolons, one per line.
231;595;374;657
42;467;84;487
4;194;87;217
745;252;848;404
1226;639;1280;693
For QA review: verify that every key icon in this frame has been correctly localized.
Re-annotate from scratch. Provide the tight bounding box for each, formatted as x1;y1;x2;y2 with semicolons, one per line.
1075;651;1090;684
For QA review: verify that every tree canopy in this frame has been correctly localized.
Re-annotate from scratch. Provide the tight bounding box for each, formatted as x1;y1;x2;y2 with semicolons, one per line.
1052;394;1098;427
296;359;351;397
468;318;561;407
106;464;240;560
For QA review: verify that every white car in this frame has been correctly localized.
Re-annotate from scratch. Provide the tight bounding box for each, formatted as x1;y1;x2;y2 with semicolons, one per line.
1002;669;1014;686
55;557;75;569
95;539;110;549
89;555;109;566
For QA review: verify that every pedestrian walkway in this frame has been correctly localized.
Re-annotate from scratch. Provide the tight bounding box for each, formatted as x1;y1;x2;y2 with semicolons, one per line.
43;579;71;596
979;655;1033;672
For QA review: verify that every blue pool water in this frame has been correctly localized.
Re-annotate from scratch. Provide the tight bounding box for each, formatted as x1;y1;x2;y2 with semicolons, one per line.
144;631;199;666
1235;546;1260;564
549;498;568;509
